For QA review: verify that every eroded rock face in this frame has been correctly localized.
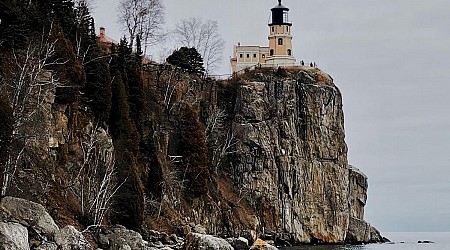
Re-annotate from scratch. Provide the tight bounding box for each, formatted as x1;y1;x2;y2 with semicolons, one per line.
231;70;349;243
348;165;368;220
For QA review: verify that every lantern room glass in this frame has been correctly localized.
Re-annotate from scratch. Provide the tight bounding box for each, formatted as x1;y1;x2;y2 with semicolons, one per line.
283;10;289;23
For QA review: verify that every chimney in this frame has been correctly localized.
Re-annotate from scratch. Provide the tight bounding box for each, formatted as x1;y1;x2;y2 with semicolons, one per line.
99;27;106;37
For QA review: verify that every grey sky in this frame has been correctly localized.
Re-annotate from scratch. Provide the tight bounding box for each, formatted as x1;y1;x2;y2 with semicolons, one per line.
91;0;450;232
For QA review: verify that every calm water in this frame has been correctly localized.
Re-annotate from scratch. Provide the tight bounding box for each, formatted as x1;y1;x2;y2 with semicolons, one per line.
281;232;450;250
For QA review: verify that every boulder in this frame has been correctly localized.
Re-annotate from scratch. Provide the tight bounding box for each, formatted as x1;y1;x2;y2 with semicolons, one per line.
55;225;92;250
226;237;249;250
345;217;388;244
185;233;234;250
193;224;207;234
1;197;59;239
101;225;145;250
250;239;278;250
34;242;58;250
0;221;30;250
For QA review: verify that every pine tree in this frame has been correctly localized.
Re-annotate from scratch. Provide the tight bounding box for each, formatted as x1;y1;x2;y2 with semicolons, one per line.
108;71;138;145
40;0;76;37
72;0;97;57
112;149;145;231
108;71;144;230
49;24;86;104
125;36;145;129
109;37;144;129
179;104;209;197
167;47;205;74
0;1;30;49
83;43;112;122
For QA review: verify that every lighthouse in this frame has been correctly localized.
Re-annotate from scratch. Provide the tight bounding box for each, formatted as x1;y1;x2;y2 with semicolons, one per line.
266;0;296;66
230;0;296;74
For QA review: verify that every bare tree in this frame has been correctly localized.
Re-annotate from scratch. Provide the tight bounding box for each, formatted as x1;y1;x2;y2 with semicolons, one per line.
204;106;238;173
117;0;165;54
205;106;226;142
174;17;225;75
0;24;65;197
72;123;123;227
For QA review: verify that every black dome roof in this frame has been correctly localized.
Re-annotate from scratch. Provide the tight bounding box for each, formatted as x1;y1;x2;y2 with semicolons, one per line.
271;0;289;11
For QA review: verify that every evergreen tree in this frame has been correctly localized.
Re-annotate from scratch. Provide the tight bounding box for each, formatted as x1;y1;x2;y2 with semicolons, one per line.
0;1;30;49
179;104;209;197
49;24;86;104
77;2;112;122
112;149;145;231
108;71;144;230
108;71;138;145
72;0;97;59
110;37;144;129
82;43;112;122
40;0;76;37
125;37;145;129
167;47;205;74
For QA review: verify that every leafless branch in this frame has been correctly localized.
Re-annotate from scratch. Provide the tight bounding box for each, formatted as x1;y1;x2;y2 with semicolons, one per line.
117;0;165;54
174;17;225;75
1;24;64;197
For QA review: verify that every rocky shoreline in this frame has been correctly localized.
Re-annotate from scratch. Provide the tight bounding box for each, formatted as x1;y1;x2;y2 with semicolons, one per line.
0;196;277;249
1;196;389;250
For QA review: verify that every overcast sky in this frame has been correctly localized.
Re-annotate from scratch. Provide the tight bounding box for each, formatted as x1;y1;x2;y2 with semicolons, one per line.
92;0;450;232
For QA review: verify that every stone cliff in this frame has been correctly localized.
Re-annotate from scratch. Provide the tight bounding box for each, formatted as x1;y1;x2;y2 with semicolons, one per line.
216;67;382;243
1;65;384;247
144;66;384;245
231;69;349;243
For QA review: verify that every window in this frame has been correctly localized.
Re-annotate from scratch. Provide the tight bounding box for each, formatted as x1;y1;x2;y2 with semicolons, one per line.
286;26;289;32
283;10;289;23
240;54;243;58
253;54;257;58
272;26;274;32
247;54;250;58
270;49;274;56
287;49;291;56
262;54;265;58
278;38;283;45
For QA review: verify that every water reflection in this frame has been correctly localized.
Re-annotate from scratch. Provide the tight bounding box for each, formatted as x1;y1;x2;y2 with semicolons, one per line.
281;245;366;250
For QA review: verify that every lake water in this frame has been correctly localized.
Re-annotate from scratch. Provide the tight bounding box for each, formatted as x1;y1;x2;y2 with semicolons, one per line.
281;232;450;250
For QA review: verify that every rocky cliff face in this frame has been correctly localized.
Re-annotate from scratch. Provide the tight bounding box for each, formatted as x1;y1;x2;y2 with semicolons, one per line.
155;67;383;245
1;65;383;247
223;68;354;243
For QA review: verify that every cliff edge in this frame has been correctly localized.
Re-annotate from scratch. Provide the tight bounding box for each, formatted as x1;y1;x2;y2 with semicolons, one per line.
0;64;385;247
217;67;384;244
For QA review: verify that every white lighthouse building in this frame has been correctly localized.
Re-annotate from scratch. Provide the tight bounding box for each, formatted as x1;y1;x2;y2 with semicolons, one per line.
230;0;296;74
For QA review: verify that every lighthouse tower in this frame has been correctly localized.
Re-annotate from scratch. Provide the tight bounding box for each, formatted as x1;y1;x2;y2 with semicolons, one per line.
265;0;295;67
230;0;296;74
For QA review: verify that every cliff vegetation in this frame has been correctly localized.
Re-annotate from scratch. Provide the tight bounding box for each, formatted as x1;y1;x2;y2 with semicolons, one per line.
0;0;385;248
